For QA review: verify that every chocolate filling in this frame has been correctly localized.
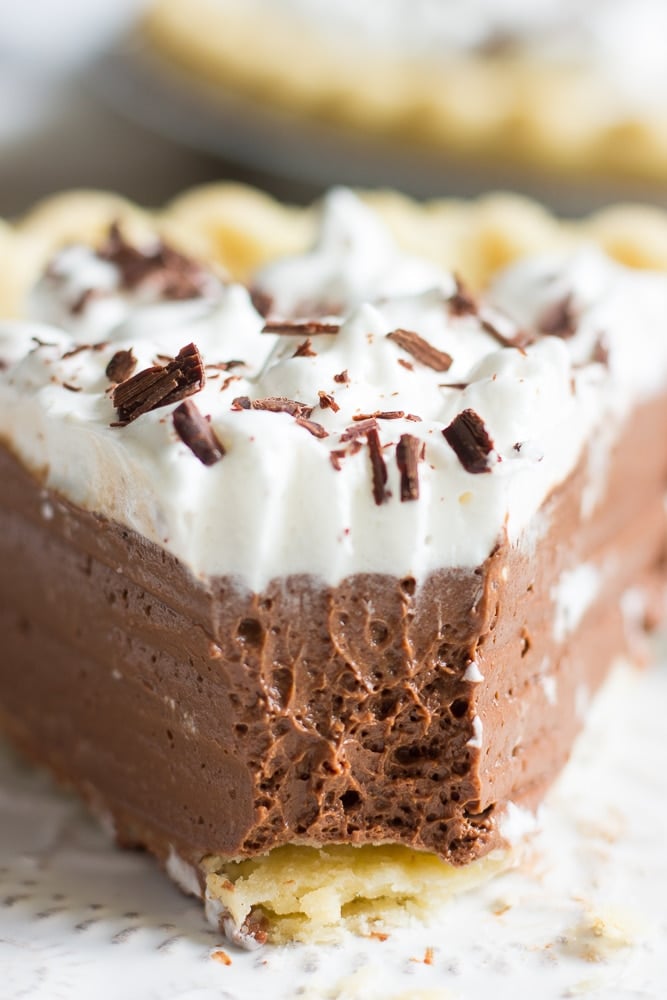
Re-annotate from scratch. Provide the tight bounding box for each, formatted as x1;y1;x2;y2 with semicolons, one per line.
0;394;665;881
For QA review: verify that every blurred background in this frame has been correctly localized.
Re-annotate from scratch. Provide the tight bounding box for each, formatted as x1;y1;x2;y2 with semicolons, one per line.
1;0;666;219
0;0;297;217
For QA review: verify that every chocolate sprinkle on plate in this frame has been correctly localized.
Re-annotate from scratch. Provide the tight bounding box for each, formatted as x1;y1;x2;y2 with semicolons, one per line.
262;320;341;336
387;328;453;372
478;312;535;354
106;349;137;383
367;427;389;505
396;434;421;501
173;399;225;466
112;342;205;425
443;408;496;474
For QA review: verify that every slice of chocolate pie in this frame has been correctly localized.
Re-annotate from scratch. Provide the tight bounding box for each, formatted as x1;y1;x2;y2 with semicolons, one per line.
1;188;666;945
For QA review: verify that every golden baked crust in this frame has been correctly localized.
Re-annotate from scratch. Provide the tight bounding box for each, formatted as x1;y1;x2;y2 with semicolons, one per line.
4;181;667;319
143;0;667;185
203;844;506;945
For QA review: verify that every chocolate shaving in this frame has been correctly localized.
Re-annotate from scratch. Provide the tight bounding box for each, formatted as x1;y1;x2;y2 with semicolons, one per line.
396;434;421;501
100;222;213;300
232;396;313;418
444;277;530;350
112;342;205;425
318;390;339;412
262;320;340;336
295;416;329;438
353;410;404;421
443;409;496;474
62;344;88;360
71;287;101;316
397;358;414;372
537;294;578;339
367;428;389;505
405;413;422;422
293;338;317;358
592;334;610;366
61;341;108;361
206;360;245;372
62;382;82;393
249;288;274;318
340;418;378;442
439;381;470;390
31;336;58;349
172;399;225;466
106;349;137;383
333;369;350;384
387;329;453;372
221;374;243;392
330;440;363;469
477;308;533;351
448;276;478;317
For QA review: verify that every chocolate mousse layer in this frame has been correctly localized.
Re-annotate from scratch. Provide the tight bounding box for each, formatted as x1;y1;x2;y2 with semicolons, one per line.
0;393;666;875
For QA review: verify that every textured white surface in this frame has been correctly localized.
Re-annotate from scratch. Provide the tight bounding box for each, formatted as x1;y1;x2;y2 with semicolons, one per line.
2;662;667;999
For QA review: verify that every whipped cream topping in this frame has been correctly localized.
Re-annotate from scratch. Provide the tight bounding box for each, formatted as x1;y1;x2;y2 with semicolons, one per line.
2;189;667;590
230;0;667;113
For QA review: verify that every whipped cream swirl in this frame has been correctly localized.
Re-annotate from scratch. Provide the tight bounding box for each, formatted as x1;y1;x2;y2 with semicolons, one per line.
1;189;667;589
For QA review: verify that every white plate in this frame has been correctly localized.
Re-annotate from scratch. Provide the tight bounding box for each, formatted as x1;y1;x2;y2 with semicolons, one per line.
2;663;666;999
